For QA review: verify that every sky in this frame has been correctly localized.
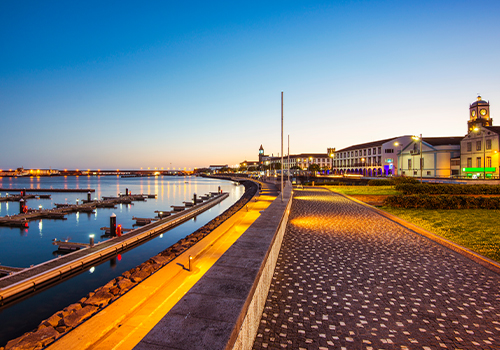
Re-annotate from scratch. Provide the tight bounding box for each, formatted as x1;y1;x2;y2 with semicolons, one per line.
1;0;500;170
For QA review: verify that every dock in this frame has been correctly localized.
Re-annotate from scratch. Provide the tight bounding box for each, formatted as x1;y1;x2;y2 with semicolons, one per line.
0;194;149;227
0;265;25;276
0;188;95;193
52;240;90;251
0;192;229;305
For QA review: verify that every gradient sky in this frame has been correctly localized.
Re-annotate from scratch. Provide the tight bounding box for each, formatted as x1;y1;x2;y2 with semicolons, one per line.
1;0;500;170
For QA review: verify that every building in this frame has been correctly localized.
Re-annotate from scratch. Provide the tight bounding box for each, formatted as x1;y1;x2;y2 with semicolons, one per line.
259;146;333;172
332;136;416;176
399;137;462;178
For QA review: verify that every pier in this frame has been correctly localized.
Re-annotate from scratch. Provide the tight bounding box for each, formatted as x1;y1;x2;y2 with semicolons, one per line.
0;194;151;228
0;192;229;305
0;188;95;193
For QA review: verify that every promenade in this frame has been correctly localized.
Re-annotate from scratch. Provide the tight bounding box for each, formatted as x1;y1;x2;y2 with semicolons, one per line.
253;187;500;349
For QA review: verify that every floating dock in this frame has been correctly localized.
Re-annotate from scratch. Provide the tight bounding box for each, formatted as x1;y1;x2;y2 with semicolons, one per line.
0;192;228;305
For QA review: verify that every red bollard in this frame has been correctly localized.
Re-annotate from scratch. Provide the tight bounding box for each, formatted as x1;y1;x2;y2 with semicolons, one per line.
116;224;122;237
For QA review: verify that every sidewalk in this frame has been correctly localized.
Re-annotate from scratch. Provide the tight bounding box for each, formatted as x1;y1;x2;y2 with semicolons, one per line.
253;187;500;349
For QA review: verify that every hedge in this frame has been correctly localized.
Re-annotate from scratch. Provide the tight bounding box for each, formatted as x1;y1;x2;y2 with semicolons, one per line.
367;179;392;186
384;194;500;209
395;183;500;195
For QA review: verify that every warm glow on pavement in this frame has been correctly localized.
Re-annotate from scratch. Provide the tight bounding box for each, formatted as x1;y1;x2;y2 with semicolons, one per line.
47;192;276;350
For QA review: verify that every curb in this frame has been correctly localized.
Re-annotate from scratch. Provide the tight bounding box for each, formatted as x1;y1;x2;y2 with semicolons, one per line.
327;189;500;276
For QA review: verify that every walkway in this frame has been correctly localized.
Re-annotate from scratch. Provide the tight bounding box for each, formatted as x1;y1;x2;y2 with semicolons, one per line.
253;187;500;349
46;182;278;350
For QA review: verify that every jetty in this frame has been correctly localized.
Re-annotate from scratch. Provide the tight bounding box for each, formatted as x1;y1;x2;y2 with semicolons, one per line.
0;192;228;305
0;188;95;193
0;194;151;228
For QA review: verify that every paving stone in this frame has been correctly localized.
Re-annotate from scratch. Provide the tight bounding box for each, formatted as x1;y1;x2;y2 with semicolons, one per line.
253;188;500;349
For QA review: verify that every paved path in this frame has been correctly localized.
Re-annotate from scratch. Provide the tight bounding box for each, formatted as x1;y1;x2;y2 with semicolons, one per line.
253;188;500;349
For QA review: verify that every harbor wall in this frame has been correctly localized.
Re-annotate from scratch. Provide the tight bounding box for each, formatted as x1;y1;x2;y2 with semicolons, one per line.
135;182;293;350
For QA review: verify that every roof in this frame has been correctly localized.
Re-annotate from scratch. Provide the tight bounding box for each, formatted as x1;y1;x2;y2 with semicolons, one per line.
484;126;500;135
259;145;264;150
471;100;489;107
421;137;462;146
336;137;397;153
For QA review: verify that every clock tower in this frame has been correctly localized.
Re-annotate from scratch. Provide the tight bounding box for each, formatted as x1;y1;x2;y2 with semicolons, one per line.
259;145;265;164
468;95;491;133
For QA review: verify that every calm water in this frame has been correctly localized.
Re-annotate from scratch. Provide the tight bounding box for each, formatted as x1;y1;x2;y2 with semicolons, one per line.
0;175;243;346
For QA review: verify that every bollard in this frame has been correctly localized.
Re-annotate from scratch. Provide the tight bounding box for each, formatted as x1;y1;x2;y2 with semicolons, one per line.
188;255;193;271
19;199;25;214
89;234;95;247
218;186;221;194
110;213;117;236
193;193;197;205
87;191;91;202
125;188;129;196
116;224;122;237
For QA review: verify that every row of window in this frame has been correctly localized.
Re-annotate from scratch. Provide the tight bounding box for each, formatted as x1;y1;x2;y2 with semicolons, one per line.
334;156;382;167
465;139;492;152
337;147;382;159
466;157;492;167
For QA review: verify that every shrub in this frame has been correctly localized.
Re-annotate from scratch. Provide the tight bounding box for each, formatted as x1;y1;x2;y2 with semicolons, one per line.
391;177;419;185
367;179;392;186
383;194;500;209
395;183;500;195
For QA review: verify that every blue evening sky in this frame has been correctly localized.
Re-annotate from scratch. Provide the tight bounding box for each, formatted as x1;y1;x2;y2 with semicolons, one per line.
1;0;499;169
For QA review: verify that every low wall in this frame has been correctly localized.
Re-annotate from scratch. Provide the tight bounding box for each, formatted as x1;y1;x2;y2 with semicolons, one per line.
135;182;293;350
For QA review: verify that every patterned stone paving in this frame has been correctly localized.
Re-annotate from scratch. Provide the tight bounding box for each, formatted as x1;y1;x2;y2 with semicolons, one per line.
253;188;500;349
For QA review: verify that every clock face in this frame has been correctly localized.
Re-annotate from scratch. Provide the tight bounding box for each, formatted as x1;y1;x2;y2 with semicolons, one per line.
471;110;476;117
480;108;487;116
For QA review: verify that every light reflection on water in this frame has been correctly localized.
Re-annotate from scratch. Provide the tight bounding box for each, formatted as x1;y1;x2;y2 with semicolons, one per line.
0;175;243;347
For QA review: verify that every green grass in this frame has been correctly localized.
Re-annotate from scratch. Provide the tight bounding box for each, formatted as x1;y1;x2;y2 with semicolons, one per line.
325;185;400;195
381;207;500;263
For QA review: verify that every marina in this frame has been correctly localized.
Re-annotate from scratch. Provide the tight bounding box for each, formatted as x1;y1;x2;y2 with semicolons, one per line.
0;175;244;347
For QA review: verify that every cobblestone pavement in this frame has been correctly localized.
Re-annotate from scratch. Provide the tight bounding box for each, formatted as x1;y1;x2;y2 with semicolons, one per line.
253;188;500;350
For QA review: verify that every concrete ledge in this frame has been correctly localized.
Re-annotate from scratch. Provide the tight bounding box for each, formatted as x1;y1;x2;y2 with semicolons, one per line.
135;183;292;350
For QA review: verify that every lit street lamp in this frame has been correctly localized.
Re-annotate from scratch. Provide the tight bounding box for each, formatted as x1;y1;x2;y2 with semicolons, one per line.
411;135;423;183
473;127;486;179
394;141;402;176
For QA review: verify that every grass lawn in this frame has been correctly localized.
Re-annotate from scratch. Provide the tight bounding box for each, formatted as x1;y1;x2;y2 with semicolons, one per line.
325;185;400;195
381;207;500;263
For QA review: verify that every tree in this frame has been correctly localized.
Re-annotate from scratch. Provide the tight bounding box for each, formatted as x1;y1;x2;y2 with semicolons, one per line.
308;164;321;172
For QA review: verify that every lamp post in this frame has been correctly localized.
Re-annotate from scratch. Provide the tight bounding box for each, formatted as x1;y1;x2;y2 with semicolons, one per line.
394;142;402;176
474;127;486;179
329;153;334;173
411;135;423;183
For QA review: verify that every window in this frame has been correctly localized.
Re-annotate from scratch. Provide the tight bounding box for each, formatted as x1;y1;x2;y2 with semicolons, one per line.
364;150;366;156
427;171;431;175
355;151;358;156
413;170;418;175
385;149;394;153
367;158;371;166
476;141;481;151
378;156;381;164
373;148;376;154
467;158;472;167
402;171;406;175
451;159;460;166
487;156;492;167
486;139;492;150
477;157;482;168
368;149;371;155
408;159;412;169
467;142;471;152
378;147;381;154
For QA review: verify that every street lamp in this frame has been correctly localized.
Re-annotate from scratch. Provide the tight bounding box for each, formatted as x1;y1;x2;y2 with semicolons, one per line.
473;127;486;179
412;135;423;183
394;142;402;176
